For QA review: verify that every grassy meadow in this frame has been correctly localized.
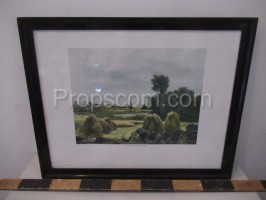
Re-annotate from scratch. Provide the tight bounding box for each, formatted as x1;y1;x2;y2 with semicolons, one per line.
74;104;194;144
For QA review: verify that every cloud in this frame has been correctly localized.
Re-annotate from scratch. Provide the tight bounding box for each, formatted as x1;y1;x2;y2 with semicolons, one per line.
68;48;206;96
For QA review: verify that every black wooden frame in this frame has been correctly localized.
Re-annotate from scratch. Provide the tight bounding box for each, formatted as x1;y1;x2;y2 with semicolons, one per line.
17;17;258;179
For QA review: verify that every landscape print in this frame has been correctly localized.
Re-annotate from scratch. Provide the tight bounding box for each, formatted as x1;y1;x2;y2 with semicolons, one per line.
68;48;206;144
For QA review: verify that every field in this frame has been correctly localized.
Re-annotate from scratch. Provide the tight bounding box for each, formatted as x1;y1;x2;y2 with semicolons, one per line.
74;106;148;140
74;105;196;144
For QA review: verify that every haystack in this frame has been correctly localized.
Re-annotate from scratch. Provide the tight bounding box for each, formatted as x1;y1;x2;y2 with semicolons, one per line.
164;111;181;133
142;114;164;133
99;119;113;134
104;118;117;129
79;114;102;137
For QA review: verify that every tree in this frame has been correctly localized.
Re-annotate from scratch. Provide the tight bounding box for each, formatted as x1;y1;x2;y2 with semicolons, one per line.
173;87;198;122
129;100;133;112
151;74;169;94
175;87;194;106
150;74;169;120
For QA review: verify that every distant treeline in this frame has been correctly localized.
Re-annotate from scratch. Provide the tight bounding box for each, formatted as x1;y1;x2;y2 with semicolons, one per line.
148;87;201;122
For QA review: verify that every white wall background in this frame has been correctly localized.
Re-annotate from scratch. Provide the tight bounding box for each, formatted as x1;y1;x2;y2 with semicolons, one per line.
0;0;265;198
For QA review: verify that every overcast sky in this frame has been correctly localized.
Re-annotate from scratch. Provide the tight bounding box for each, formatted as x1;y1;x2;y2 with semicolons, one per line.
68;48;206;99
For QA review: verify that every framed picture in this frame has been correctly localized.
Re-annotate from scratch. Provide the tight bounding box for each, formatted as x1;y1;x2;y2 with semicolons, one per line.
18;17;257;179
